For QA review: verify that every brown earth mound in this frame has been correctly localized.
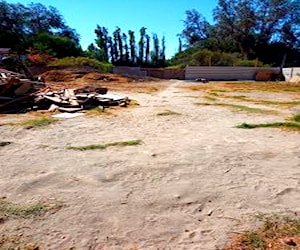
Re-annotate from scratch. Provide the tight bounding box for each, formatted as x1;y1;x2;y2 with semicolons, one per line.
41;70;85;82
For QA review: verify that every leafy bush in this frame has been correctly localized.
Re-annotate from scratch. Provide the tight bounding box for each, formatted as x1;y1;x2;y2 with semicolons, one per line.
169;47;266;67
49;57;113;72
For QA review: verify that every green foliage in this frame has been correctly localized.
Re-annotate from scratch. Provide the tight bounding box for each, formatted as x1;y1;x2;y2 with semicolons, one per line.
67;140;143;151
49;57;113;71
0;1;80;53
181;9;211;46
170;47;265;66
179;1;300;66
93;25;166;67
30;32;82;58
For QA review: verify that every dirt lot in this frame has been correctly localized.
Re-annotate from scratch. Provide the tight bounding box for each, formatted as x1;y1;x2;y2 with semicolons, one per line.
1;80;300;249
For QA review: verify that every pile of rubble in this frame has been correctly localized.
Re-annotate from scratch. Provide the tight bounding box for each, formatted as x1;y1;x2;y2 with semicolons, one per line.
0;68;45;113
0;69;129;114
34;87;129;113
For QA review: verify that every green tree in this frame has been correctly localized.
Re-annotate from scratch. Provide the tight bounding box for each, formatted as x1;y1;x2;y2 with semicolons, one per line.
214;0;300;60
159;36;166;67
0;1;81;54
30;32;81;58
95;25;109;62
151;34;160;66
145;34;150;64
86;43;105;61
107;36;115;64
181;9;211;46
178;37;183;53
138;27;147;65
128;30;136;64
122;33;130;64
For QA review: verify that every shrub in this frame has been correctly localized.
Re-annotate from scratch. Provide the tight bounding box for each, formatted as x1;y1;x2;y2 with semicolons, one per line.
49;57;113;72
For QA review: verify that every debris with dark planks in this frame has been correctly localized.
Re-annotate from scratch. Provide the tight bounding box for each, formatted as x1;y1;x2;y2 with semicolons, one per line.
35;88;129;113
0;68;45;113
0;68;130;114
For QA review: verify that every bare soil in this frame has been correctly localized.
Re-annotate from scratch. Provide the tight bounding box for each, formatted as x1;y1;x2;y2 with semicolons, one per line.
1;80;300;249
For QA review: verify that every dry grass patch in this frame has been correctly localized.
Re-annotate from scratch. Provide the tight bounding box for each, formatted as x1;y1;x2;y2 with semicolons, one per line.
184;82;300;93
0;198;62;220
18;117;58;129
196;102;278;115
157;110;182;116
206;92;300;107
236;113;300;131
67;139;143;151
224;216;300;250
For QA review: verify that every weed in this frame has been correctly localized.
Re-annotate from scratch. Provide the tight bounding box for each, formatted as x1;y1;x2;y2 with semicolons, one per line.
224;215;300;250
18;117;57;129
0;198;62;219
206;92;300;107
242;232;267;249
291;114;300;122
196;102;278;114
157;110;182;116
67;139;143;151
236;122;300;130
203;95;218;101
183;82;300;93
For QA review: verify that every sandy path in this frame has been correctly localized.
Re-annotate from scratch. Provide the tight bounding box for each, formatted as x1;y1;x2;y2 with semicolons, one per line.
1;80;300;249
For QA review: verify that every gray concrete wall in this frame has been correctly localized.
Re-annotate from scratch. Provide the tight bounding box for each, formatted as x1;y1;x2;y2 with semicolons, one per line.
185;66;280;80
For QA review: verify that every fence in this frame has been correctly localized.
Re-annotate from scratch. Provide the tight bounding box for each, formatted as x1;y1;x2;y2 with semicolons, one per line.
143;68;185;79
112;67;147;77
185;66;280;81
282;68;300;82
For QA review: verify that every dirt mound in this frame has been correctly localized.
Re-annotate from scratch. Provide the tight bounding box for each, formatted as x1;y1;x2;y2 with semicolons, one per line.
81;72;114;82
41;70;85;82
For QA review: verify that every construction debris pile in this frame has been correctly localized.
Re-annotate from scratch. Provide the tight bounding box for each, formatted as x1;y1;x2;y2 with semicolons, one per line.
34;87;129;113
0;69;129;114
0;68;45;113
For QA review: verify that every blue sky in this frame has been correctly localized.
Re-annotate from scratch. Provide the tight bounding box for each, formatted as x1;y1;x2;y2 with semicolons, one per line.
8;0;218;58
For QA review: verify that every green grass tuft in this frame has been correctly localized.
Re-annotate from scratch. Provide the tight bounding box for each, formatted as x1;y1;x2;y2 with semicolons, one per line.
18;117;57;129
242;232;267;249
196;102;278;114
157;110;182;116
236;122;300;130
0;198;62;219
67;139;143;151
291;113;300;122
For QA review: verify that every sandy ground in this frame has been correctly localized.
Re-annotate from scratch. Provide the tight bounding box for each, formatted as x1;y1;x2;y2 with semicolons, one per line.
1;80;300;249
